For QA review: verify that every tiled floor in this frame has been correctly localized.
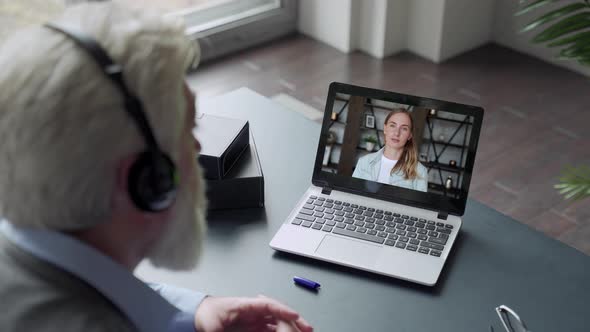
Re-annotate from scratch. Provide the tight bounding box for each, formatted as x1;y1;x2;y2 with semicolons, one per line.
187;35;590;255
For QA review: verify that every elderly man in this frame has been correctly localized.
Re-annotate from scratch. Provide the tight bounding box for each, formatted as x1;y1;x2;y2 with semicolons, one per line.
0;3;312;332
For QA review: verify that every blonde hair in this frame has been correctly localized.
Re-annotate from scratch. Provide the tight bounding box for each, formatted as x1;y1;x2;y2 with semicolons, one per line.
385;109;420;180
0;2;199;230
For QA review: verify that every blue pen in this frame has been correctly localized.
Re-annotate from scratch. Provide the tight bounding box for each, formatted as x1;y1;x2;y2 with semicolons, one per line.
293;276;321;290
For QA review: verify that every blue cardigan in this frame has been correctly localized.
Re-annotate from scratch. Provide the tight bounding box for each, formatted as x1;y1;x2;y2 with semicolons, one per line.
352;148;428;192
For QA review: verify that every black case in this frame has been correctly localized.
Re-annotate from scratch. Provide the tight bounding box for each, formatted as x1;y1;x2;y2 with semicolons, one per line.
194;113;249;180
206;134;264;210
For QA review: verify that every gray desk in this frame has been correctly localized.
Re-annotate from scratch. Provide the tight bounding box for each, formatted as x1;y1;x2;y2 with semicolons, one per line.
137;88;590;332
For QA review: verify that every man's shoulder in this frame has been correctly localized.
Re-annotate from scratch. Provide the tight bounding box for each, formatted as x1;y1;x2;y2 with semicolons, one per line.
0;235;136;332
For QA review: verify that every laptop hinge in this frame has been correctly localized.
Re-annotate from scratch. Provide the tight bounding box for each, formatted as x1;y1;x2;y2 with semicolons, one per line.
437;212;448;220
321;187;332;195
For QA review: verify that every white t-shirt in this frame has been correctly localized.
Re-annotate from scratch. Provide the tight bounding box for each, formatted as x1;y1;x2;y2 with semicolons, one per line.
377;155;397;184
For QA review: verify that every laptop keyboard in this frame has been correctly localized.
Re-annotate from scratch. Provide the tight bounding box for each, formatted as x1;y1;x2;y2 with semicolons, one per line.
290;195;454;258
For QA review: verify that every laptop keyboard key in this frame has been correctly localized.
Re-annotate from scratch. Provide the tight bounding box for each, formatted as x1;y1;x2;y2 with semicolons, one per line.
365;217;375;223
404;220;415;226
417;234;428;241
395;242;406;249
314;206;325;212
384;216;393;221
363;211;374;217
335;211;345;216
342;202;350;206
409;239;420;245
315;219;325;224
396;224;406;230
317;197;325;201
354;221;365;227
417;229;427;235
437;227;452;234
345;213;354;218
326;199;334;203
336;222;345;229
344;218;354;224
367;230;378;236
324;214;334;220
296;214;315;222
375;220;385;226
343;207;353;212
304;203;314;209
299;209;313;216
416;222;426;229
374;214;383;220
335;216;344;222
326;220;336;226
393;213;401;217
429;237;447;245
399;237;409;243
396;230;407;236
384;211;392;215
322;225;333;232
365;223;375;229
430;250;442;257
388;234;399;240
428;231;439;237
312;223;322;230
376;225;385;231
421;242;444;251
407;232;417;239
445;224;454;229
333;205;343;211
378;232;387;238
346;225;357;231
418;247;430;254
314;212;324;218
324;203;334;208
356;227;367;234
406;245;418;251
302;221;312;228
332;227;385;244
291;219;302;225
408;226;417;232
385;239;395;246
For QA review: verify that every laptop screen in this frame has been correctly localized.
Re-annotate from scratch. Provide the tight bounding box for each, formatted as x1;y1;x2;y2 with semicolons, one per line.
312;83;484;216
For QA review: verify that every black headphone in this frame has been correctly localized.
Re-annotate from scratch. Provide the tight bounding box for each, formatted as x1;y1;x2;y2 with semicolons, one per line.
44;23;178;212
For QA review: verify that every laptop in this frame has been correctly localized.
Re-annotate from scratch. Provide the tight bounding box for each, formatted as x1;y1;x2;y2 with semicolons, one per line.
270;82;484;286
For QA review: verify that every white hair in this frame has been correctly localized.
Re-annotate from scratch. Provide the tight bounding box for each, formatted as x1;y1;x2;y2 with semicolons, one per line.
0;2;200;230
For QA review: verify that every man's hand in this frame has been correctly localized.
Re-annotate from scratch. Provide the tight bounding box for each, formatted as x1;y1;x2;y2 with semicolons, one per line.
194;295;313;332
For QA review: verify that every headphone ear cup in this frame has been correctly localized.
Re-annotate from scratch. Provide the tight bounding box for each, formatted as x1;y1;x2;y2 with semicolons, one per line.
128;152;177;212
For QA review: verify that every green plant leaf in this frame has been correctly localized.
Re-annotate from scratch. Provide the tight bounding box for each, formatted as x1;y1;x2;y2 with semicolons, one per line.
559;44;590;58
521;3;588;32
532;12;590;43
516;0;562;16
547;31;590;47
555;166;590;201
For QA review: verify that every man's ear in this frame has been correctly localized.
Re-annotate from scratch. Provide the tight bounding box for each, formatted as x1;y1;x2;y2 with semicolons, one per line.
113;154;139;209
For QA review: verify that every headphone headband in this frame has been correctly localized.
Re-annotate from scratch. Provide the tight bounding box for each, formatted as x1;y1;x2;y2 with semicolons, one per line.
44;23;161;153
44;23;178;212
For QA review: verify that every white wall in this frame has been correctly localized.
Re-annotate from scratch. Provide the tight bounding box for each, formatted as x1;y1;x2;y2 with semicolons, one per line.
493;0;590;76
407;0;445;62
297;0;354;52
383;0;409;56
355;0;386;58
439;0;495;61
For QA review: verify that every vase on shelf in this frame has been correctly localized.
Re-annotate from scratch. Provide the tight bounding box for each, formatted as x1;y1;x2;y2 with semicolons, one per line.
365;142;375;152
445;176;453;190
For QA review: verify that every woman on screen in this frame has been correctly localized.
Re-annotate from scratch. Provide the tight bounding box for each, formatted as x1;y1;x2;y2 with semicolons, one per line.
352;109;428;192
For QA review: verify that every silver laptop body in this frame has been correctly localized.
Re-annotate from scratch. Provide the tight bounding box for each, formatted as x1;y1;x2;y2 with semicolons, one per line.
270;82;484;286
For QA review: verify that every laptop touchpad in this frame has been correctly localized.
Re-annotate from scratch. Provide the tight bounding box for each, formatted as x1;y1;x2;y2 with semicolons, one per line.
315;235;379;269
